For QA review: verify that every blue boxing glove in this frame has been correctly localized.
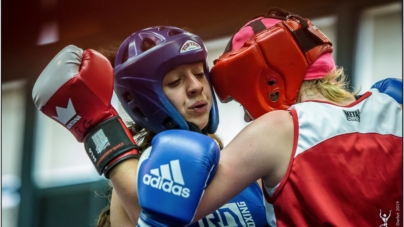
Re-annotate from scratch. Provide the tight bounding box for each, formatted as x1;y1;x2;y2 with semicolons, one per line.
191;182;267;227
371;78;402;104
136;130;220;227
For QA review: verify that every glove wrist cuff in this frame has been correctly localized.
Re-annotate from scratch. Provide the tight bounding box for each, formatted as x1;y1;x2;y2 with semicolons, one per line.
84;116;139;177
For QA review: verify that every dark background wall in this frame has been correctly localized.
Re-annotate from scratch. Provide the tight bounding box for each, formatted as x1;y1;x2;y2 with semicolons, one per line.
1;0;401;226
2;0;399;83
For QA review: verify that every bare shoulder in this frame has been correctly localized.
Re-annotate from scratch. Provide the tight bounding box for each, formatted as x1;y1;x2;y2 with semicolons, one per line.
222;110;294;183
247;110;294;187
194;110;295;221
226;110;294;153
257;111;295;186
244;110;294;141
257;110;293;127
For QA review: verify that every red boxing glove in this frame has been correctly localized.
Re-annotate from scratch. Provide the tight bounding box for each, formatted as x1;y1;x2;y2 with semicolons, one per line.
32;45;139;178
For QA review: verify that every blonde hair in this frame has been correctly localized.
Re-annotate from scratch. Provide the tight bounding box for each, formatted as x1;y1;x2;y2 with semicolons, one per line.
297;66;357;103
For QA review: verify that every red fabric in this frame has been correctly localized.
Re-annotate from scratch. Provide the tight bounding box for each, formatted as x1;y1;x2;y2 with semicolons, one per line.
211;23;309;119
263;93;403;226
230;16;335;81
272;132;402;226
211;16;333;119
40;49;115;142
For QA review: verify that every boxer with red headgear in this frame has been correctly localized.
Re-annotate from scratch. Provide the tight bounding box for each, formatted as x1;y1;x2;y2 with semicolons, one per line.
187;7;402;226
211;7;334;119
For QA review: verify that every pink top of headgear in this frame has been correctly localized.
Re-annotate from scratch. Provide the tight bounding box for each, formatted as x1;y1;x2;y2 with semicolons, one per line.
230;17;336;80
304;53;335;80
231;17;281;51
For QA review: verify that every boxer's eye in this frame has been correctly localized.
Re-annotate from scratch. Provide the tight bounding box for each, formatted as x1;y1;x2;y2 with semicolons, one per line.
168;79;181;87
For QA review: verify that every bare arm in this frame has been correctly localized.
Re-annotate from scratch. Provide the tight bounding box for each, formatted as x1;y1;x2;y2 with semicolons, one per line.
106;110;294;225
193;110;294;222
110;189;136;227
109;159;141;226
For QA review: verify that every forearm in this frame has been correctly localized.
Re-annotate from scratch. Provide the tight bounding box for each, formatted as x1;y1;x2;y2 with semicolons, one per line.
192;164;246;223
110;189;136;227
109;158;141;225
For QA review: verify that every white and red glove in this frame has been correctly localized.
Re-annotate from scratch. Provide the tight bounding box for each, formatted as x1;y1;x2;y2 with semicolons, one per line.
32;45;139;178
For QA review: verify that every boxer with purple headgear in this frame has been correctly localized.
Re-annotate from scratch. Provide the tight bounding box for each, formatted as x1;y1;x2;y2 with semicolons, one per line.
96;26;268;227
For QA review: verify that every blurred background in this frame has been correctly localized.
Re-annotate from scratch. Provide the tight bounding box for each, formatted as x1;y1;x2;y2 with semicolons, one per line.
2;0;402;226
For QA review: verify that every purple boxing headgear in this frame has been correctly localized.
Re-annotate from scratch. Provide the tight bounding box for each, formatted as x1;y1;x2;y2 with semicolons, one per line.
114;26;219;134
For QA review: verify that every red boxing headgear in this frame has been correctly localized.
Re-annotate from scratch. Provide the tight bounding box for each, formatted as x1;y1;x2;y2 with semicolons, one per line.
211;7;334;119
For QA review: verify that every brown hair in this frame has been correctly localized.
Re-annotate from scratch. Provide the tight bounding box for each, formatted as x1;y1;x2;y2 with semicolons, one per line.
96;206;111;227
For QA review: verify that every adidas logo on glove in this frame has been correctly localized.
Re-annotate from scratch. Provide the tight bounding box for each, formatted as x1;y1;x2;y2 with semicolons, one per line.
143;159;191;198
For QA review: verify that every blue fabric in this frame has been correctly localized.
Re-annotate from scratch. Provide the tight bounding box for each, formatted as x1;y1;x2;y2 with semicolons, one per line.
191;182;268;227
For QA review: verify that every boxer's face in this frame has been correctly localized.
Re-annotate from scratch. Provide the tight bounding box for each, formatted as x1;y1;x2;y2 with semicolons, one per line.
163;62;212;130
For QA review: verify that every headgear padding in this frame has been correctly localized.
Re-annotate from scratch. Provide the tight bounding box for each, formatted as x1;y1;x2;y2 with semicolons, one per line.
211;7;333;119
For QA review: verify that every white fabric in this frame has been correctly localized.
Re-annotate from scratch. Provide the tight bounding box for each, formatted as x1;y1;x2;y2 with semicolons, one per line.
32;45;83;109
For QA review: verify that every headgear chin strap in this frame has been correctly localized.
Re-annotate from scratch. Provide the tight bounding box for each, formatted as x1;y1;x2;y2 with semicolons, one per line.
211;7;333;119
